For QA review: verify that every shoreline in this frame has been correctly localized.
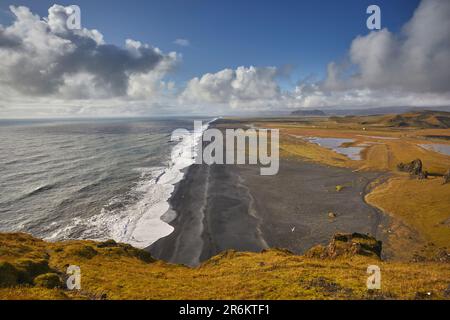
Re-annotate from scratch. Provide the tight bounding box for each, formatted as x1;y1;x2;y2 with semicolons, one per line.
149;127;389;265
121;118;216;249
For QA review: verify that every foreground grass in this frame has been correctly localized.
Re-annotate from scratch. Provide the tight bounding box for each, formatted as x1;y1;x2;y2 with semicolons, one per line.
0;233;449;300
366;175;450;252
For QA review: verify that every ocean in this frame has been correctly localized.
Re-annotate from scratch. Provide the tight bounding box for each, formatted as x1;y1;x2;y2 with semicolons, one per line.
0;117;212;248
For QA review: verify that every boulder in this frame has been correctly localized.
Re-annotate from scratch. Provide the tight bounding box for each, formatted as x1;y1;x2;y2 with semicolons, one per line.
397;159;427;179
418;170;429;180
328;212;337;218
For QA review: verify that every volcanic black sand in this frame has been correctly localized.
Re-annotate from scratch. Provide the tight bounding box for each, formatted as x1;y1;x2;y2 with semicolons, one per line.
149;156;388;267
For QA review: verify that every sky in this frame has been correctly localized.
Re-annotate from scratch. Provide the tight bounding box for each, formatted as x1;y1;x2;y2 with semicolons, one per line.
0;0;449;118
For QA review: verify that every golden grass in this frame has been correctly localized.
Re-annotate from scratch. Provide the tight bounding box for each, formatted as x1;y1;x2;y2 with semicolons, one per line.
0;233;449;300
267;126;450;174
366;176;450;249
2;115;449;300
0;287;72;300
280;138;354;169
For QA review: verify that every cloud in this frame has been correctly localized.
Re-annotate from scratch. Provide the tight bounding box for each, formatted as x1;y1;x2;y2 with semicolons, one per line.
323;0;450;94
292;84;450;109
173;38;190;47
1;1;450;118
0;28;22;48
0;5;179;100
179;0;450;112
181;66;282;109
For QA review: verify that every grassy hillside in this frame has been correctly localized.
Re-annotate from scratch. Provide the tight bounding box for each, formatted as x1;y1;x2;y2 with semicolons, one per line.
329;111;450;129
366;175;450;258
0;233;449;300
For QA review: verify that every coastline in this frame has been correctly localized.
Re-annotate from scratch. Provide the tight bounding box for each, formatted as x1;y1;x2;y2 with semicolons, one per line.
112;118;216;249
149;123;389;266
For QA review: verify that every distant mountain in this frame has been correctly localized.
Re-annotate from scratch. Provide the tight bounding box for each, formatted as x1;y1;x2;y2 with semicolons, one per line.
321;105;450;116
330;110;450;129
289;106;450;117
382;111;450;128
291;109;326;116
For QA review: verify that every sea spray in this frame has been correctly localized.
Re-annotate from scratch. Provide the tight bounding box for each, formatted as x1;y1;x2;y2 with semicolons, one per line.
45;119;217;248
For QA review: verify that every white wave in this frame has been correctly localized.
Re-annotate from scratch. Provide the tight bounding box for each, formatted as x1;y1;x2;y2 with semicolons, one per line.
47;119;217;248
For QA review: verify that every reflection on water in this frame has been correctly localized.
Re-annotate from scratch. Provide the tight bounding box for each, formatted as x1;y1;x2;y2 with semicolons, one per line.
420;143;450;156
292;135;364;160
357;135;399;140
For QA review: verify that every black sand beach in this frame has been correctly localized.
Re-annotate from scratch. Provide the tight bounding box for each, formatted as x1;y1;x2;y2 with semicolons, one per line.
149;155;388;267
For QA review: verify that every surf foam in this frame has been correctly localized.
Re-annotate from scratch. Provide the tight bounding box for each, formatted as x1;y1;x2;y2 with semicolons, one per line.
45;118;217;249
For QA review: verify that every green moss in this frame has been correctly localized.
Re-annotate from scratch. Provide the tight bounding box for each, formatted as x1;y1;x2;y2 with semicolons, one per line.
65;245;97;259
305;245;327;258
33;273;62;289
13;258;51;283
96;239;118;248
99;243;154;263
0;262;19;287
133;250;154;263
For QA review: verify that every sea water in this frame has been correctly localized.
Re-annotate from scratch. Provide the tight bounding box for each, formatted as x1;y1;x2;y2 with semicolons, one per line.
0;117;212;248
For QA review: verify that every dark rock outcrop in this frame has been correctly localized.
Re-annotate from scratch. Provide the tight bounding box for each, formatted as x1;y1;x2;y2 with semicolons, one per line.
306;233;382;259
397;159;428;179
443;169;450;184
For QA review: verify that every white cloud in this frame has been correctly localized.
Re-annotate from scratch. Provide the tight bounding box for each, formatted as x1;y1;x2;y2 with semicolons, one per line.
0;5;179;102
292;85;450;109
323;0;450;94
1;1;450;118
173;38;190;47
178;0;450;113
181;66;282;109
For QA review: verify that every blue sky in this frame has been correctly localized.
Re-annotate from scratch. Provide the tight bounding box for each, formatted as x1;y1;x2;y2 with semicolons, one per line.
1;0;449;118
0;0;420;87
